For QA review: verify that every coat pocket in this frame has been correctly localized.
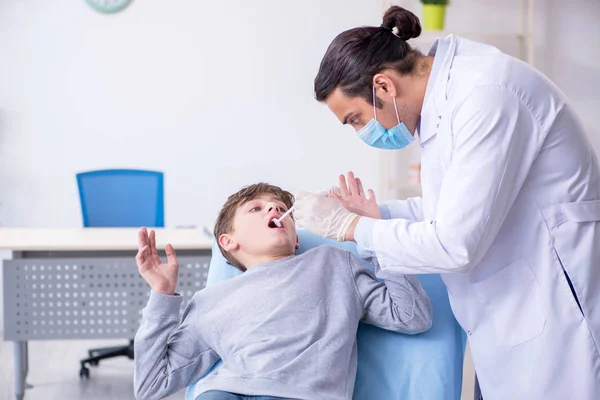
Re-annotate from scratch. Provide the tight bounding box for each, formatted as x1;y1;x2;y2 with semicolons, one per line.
473;258;546;348
541;200;600;318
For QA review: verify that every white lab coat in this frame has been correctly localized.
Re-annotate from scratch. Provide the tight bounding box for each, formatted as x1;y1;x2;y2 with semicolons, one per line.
357;35;600;399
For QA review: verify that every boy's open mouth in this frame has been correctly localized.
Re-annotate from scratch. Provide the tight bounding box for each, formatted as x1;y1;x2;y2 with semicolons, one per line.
268;220;283;229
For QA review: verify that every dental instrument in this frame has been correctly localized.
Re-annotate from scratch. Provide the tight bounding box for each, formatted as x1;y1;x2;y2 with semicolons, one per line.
272;206;295;227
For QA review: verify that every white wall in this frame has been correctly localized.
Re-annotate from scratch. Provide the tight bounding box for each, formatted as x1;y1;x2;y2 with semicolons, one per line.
536;0;600;154
2;0;596;227
0;0;386;333
1;0;598;332
0;0;384;231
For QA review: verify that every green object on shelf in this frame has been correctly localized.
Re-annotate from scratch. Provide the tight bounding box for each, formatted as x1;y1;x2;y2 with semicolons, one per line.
422;4;447;31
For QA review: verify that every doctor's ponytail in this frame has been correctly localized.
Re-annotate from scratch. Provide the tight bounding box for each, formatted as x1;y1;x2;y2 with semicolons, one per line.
314;6;423;104
382;6;422;41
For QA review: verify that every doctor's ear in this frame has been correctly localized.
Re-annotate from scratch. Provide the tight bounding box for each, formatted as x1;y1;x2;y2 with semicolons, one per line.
373;73;398;98
219;234;239;252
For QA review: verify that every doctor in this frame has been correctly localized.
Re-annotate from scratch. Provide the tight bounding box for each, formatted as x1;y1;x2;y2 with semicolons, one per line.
295;5;600;400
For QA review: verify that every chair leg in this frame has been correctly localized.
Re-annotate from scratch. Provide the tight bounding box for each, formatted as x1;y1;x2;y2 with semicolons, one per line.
79;340;135;379
87;339;135;358
88;346;123;357
80;347;130;379
88;346;127;358
83;347;129;366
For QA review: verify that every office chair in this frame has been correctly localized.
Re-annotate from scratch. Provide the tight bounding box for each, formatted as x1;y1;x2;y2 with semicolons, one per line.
75;169;164;379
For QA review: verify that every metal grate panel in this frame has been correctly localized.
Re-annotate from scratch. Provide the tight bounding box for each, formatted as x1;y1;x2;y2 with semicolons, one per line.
3;256;210;341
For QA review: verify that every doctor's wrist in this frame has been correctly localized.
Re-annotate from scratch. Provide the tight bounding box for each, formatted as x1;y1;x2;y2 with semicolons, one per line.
342;215;361;242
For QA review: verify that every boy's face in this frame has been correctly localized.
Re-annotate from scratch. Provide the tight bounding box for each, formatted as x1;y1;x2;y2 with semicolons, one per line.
219;194;298;265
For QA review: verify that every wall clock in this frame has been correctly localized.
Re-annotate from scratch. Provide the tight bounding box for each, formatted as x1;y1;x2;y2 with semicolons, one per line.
85;0;133;14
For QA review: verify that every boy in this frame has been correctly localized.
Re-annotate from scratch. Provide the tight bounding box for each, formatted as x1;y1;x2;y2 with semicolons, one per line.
133;183;432;400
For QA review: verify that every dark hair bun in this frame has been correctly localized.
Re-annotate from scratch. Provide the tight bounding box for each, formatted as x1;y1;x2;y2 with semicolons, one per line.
382;6;422;41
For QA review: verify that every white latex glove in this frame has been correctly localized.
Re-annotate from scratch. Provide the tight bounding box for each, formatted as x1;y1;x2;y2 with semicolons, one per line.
294;191;358;241
319;186;342;198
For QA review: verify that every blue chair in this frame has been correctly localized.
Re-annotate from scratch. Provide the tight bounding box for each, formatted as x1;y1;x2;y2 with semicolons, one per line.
185;230;467;400
76;169;164;227
76;169;164;379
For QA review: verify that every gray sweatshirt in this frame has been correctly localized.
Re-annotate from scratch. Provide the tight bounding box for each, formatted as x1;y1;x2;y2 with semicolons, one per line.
133;245;432;400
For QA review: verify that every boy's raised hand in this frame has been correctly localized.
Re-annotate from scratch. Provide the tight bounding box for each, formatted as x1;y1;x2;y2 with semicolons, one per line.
136;227;179;296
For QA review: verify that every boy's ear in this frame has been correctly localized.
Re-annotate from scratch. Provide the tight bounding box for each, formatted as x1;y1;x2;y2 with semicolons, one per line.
219;233;239;252
295;234;300;250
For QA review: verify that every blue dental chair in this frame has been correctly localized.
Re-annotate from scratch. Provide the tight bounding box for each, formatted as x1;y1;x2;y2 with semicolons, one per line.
185;230;467;400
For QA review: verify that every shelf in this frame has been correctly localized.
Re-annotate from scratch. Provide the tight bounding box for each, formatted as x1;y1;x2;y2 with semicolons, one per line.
407;29;530;62
409;31;528;50
387;179;421;188
414;31;526;40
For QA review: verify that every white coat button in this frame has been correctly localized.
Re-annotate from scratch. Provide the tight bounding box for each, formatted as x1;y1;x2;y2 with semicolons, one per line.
468;330;472;335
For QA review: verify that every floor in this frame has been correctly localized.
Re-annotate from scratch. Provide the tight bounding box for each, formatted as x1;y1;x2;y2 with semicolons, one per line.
0;338;185;400
0;336;476;400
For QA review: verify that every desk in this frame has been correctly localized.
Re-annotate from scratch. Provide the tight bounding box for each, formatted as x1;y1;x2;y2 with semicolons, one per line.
1;228;213;400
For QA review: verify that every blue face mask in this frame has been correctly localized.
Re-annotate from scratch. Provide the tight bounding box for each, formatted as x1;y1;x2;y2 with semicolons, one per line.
356;86;415;150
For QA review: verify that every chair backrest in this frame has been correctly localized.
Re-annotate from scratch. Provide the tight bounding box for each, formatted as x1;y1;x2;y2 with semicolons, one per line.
76;169;164;227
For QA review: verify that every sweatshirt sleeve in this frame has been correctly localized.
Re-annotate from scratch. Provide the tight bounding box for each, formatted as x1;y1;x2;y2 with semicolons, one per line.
133;291;219;400
346;252;432;334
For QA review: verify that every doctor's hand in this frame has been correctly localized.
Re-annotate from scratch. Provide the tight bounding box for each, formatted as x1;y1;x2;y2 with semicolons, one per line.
136;227;179;296
294;191;359;241
329;172;381;219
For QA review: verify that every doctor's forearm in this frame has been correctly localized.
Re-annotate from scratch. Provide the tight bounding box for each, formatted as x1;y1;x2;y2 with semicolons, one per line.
351;217;478;274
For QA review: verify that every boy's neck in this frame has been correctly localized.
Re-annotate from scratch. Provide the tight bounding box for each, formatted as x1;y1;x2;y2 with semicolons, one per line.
244;253;295;270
